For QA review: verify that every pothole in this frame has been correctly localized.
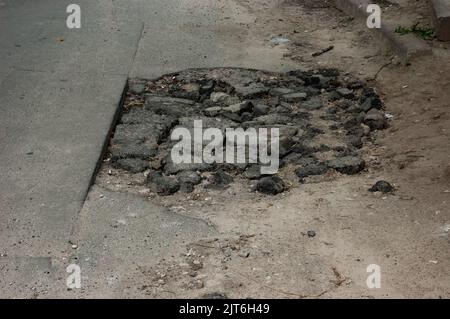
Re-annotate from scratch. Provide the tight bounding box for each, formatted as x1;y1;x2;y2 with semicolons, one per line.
97;67;387;198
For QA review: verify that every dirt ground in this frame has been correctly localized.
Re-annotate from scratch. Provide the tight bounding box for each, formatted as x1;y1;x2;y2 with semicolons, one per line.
91;0;450;298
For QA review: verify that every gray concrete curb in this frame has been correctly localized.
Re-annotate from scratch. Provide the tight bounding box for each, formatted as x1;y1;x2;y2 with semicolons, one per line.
335;0;432;61
430;0;450;41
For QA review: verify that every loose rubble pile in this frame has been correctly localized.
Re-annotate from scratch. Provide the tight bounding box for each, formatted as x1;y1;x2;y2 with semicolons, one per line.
106;67;388;196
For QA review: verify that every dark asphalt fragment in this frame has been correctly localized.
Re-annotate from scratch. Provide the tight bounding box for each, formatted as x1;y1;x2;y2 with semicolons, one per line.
112;158;148;173
256;176;286;195
146;171;180;196
328;156;365;175
295;163;328;178
307;230;316;238
369;181;394;193
207;170;234;189
364;109;388;130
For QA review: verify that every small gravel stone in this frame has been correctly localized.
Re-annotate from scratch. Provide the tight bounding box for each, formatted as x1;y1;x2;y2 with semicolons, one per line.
223;101;253;115
112;158;148;173
359;97;382;112
364;109;387;130
253;104;270;116
243;165;262;180
204;106;222;117
301;96;323;110
328;156;365;175
177;171;202;185
210;92;231;103
270;87;294;97
369;181;394;193
336;88;354;99
146;171;180;196
295;163;328;178
328;90;341;101
307;230;316;238
234;83;269;99
256;176;286;195
281;92;307;102
207;170;234;189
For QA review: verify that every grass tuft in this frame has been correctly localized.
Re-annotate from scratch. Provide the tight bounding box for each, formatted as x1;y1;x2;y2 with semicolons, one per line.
395;23;435;40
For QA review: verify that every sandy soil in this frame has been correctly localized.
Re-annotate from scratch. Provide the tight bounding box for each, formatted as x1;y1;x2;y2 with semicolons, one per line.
92;0;450;298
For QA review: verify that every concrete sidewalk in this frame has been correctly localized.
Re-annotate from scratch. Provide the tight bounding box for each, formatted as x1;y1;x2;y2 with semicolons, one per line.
0;0;145;259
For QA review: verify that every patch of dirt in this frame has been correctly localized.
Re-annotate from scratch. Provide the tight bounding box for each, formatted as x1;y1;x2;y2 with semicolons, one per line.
90;0;450;298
